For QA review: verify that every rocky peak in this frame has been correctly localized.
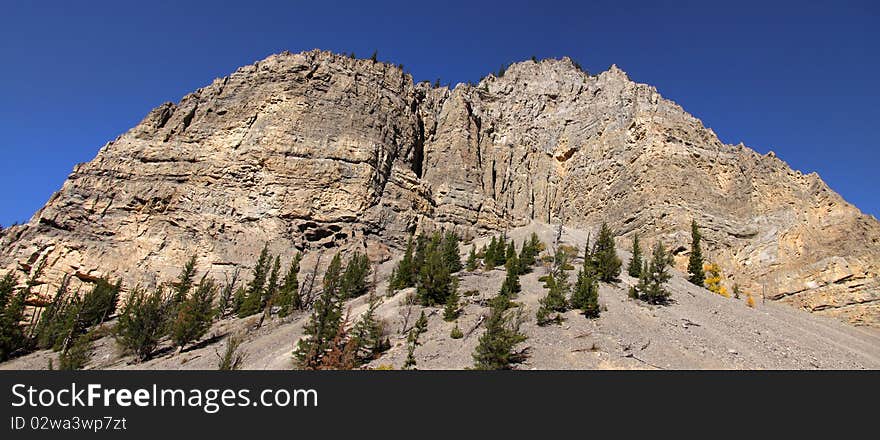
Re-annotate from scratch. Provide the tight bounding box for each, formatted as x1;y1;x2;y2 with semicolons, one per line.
602;63;629;79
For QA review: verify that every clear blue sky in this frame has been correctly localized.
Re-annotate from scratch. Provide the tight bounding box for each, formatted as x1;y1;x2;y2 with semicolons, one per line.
0;0;877;226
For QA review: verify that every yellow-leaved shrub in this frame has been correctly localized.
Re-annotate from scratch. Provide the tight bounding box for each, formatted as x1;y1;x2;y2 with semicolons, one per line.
703;263;729;298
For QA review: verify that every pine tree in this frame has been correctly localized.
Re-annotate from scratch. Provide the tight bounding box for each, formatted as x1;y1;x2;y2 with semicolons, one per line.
59;332;92;370
413;310;428;336
216;268;240;318
57;278;117;362
528;232;543;254
498;253;521;297
0;274;27;361
324;252;344;297
404;311;429;370
265;255;281;307
442;231;463;273
496;234;508;266
412;234;429;280
350;294;390;362
35;289;77;355
115;287;168;361
417;246;454;306
472;295;526;370
294;253;344;369
627;234;643;278
552;247;572;285
390;236;416;290
516;242;528;270
505;241;516;267
466;246;478;271
34;276;73;350
340;252;371;299
238;245;271;317
443;288;461;321
630;261;650;300
404;331;418;370
571;269;600;318
628;285;640;299
317;312;358;370
484;236;498;270
639;242;674;305
75;278;120;330
276;253;302;317
170;275;217;349
171;255;197;306
634;261;649;299
536;251;571;325
687;220;706;286
536;275;568;325
733;284;741;299
450;323;463;339
518;235;541;274
0;272;16;310
217;333;247;370
50;286;85;355
237;290;260;318
594;223;622;282
231;286;247;315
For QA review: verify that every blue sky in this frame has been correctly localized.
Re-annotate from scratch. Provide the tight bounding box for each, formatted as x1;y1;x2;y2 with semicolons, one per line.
0;0;877;226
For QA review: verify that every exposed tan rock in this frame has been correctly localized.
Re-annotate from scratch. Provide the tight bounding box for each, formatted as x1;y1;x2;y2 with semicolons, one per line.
1;50;877;326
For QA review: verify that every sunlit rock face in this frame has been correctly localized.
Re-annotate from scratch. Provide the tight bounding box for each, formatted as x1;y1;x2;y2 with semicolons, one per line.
2;50;877;326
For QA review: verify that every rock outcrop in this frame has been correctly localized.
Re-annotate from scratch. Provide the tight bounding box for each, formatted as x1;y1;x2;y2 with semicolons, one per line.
1;50;878;326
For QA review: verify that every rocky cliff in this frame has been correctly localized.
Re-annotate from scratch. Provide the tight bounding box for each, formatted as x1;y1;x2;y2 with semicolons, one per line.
2;49;878;325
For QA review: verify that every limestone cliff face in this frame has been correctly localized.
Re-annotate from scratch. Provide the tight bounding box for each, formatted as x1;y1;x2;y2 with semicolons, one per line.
422;58;880;325
1;50;878;325
0;51;429;290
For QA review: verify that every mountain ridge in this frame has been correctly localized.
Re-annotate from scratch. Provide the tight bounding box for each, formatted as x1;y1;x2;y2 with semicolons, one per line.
1;49;878;326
